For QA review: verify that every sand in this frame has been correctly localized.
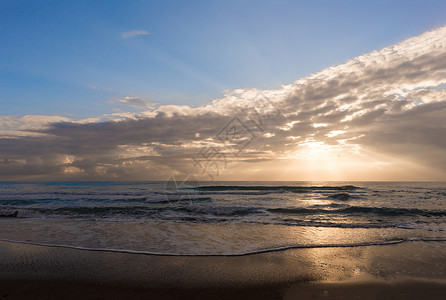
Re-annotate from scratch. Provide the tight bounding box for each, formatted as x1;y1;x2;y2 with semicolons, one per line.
0;240;445;299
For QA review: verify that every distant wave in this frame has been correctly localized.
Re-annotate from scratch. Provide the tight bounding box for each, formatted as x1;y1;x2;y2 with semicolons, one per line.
144;196;212;204
3;201;446;218
193;185;360;192
0;194;212;205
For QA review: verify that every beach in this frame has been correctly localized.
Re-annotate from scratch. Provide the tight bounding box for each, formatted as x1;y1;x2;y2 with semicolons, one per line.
1;181;445;299
2;1;446;298
1;240;445;299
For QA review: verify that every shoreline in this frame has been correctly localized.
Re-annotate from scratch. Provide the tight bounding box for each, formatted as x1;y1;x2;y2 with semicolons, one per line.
0;236;415;257
1;240;446;299
1;233;445;257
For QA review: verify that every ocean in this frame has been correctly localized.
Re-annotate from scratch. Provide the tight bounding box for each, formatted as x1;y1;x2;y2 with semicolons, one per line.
0;181;445;255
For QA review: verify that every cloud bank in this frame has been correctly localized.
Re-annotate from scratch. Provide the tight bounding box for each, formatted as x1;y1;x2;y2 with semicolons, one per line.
1;26;446;181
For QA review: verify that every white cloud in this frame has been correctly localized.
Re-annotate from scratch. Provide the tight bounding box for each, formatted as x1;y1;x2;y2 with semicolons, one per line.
1;25;446;180
113;96;157;110
120;30;150;39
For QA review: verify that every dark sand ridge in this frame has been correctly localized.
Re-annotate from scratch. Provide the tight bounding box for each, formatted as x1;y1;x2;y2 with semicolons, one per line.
0;240;445;299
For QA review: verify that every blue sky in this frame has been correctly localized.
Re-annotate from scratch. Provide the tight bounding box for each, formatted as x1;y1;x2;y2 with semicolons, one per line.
1;0;446;117
1;1;446;181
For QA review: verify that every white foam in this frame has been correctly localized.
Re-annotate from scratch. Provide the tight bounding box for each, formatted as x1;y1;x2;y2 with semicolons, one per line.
1;219;444;256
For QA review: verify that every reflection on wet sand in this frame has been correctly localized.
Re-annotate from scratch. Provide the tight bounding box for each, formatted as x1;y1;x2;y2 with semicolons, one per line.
1;240;445;299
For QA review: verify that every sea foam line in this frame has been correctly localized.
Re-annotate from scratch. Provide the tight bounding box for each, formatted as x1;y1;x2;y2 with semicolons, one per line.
0;237;445;257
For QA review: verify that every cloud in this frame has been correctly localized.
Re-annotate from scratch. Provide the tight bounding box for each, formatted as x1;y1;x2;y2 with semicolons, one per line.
111;96;157;110
1;25;446;180
120;30;150;39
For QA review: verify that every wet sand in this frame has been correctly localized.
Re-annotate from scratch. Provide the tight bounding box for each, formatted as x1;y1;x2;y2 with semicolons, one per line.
0;240;445;299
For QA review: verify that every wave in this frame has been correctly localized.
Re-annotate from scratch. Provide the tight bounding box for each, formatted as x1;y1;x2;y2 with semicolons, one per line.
0;237;445;257
0;193;211;204
0;185;363;201
5;207;445;232
0;191;152;197
268;206;446;217
144;195;212;204
328;193;351;201
4;202;446;222
193;185;360;192
0;206;171;219
0;197;194;206
0;190;204;199
178;205;258;216
3;204;256;219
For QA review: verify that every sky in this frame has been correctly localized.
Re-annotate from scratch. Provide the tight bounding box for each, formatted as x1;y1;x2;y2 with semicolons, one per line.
1;0;446;181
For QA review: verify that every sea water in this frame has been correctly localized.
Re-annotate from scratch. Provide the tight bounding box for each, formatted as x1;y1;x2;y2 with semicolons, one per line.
0;181;445;255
